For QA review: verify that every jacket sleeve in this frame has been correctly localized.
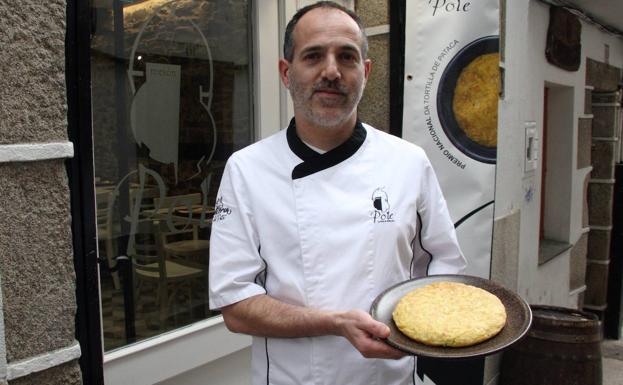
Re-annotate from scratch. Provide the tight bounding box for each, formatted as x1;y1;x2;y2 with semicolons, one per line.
208;156;267;310
411;153;467;277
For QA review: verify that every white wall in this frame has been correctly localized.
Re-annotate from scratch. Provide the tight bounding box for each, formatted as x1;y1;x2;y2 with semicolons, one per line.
157;348;251;385
496;0;623;306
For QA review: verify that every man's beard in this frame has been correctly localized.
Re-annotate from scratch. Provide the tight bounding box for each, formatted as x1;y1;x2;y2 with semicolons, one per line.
289;76;364;129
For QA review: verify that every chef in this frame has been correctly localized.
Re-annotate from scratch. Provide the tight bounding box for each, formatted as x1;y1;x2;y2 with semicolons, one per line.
208;2;467;384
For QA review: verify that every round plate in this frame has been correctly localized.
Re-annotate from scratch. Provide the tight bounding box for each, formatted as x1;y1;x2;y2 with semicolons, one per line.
437;36;499;164
370;274;532;360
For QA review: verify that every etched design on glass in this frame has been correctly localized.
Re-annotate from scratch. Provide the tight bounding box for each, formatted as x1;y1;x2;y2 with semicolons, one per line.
130;63;182;179
128;2;217;184
91;0;253;352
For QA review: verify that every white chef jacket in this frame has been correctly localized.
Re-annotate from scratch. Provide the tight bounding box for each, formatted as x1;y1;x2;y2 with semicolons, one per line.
209;120;466;385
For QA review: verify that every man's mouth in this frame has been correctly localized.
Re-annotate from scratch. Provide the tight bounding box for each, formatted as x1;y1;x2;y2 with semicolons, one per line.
314;88;345;97
313;81;347;97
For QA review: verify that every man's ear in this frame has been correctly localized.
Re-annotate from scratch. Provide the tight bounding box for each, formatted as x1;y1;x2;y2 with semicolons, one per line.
278;59;291;89
363;59;372;83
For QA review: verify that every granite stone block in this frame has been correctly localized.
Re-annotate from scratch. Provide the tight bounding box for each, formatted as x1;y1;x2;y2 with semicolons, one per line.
588;183;614;226
8;360;81;385
577;118;592;169
592;106;618;138
591;141;615;179
586;59;621;92
584;261;609;306
0;0;68;144
491;210;520;291
570;233;588;290
588;229;611;261
583;171;590;228
584;89;592;115
359;34;390;133
355;0;389;27
0;161;76;362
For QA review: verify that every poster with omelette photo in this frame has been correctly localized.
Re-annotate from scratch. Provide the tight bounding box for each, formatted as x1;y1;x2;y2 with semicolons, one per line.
402;0;500;285
402;2;500;383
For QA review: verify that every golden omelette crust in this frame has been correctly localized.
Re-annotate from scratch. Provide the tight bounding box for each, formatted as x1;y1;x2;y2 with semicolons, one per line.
392;282;506;347
452;53;500;148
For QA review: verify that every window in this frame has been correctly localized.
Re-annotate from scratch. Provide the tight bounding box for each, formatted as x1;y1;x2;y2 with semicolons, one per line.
90;0;253;351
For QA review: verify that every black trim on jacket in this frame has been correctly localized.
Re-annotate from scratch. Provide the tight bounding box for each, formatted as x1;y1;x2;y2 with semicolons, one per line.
287;118;367;179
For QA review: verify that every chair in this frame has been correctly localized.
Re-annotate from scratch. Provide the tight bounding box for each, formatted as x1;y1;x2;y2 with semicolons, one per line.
130;220;206;328
96;185;160;290
153;193;211;262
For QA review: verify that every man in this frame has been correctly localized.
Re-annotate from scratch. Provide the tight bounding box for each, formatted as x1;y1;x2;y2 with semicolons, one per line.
209;2;466;384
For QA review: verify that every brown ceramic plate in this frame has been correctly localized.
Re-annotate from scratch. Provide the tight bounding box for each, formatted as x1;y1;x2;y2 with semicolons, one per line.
370;274;532;359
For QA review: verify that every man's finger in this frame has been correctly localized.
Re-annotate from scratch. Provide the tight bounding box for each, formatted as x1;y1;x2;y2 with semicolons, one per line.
365;320;391;339
364;339;407;359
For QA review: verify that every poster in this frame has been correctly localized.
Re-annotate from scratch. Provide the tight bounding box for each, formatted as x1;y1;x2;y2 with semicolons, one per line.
403;0;500;280
403;3;500;383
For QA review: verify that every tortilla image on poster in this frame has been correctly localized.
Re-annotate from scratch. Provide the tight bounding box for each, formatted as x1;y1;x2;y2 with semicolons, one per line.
437;36;499;164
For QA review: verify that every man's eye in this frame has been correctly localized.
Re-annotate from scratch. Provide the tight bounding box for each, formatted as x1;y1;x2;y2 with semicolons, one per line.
304;53;321;61
340;53;357;62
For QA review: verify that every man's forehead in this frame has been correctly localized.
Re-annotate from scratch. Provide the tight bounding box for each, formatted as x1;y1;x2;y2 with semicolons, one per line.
292;8;363;53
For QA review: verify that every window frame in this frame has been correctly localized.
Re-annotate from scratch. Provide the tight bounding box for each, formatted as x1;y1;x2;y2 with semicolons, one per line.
67;0;104;383
70;1;288;384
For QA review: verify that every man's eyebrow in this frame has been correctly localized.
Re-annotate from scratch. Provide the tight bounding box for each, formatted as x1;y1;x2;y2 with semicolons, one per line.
340;43;360;52
298;45;324;56
298;44;361;57
339;45;361;56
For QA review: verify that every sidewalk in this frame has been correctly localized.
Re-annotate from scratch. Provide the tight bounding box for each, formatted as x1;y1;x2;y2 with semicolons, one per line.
603;338;623;385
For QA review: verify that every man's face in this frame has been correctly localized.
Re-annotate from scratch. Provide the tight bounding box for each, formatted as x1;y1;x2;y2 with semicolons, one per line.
279;8;371;130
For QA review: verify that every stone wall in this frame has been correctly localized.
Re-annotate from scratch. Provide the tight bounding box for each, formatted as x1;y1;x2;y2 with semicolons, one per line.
584;59;622;315
0;1;68;144
0;0;81;384
355;0;390;133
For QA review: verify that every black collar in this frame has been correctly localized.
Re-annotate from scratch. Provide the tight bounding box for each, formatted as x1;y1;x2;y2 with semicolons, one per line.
287;118;367;179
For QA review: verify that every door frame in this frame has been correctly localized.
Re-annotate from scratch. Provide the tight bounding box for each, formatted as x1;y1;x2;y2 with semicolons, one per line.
66;0;104;383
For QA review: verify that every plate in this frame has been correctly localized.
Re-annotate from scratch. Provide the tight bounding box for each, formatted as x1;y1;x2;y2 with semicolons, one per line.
370;274;532;359
437;36;499;164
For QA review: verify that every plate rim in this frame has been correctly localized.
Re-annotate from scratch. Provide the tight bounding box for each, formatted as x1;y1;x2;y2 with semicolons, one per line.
370;274;532;360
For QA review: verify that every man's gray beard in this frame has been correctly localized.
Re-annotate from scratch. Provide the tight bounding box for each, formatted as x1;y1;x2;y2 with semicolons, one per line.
289;79;364;129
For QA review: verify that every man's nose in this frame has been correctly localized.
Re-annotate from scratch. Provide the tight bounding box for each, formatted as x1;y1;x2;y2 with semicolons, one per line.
321;55;341;81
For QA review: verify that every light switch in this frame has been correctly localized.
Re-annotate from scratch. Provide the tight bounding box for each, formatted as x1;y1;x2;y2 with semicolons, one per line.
525;121;538;172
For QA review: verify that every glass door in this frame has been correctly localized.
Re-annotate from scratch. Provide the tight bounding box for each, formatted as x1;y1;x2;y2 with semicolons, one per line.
90;0;253;352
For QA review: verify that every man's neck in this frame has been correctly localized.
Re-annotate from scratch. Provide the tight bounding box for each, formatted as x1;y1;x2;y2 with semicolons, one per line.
294;115;357;152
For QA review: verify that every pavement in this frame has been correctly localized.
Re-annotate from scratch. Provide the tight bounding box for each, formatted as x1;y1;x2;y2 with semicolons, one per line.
603;338;623;385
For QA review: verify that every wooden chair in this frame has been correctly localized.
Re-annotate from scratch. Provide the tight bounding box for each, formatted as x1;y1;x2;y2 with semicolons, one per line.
96;185;159;290
130;220;206;328
153;193;211;262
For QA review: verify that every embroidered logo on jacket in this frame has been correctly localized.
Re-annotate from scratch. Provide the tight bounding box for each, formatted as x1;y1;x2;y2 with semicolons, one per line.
213;196;232;222
370;187;395;223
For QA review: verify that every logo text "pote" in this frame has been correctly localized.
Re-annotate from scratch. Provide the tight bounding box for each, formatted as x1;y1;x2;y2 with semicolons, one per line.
428;0;471;16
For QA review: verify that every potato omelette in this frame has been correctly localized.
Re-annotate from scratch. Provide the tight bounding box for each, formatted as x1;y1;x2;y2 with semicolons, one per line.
392;281;506;347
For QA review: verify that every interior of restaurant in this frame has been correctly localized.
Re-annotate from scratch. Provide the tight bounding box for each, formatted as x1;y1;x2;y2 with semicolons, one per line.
90;0;253;351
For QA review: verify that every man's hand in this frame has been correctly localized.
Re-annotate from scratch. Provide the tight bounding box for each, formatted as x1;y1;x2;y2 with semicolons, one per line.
334;309;407;359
